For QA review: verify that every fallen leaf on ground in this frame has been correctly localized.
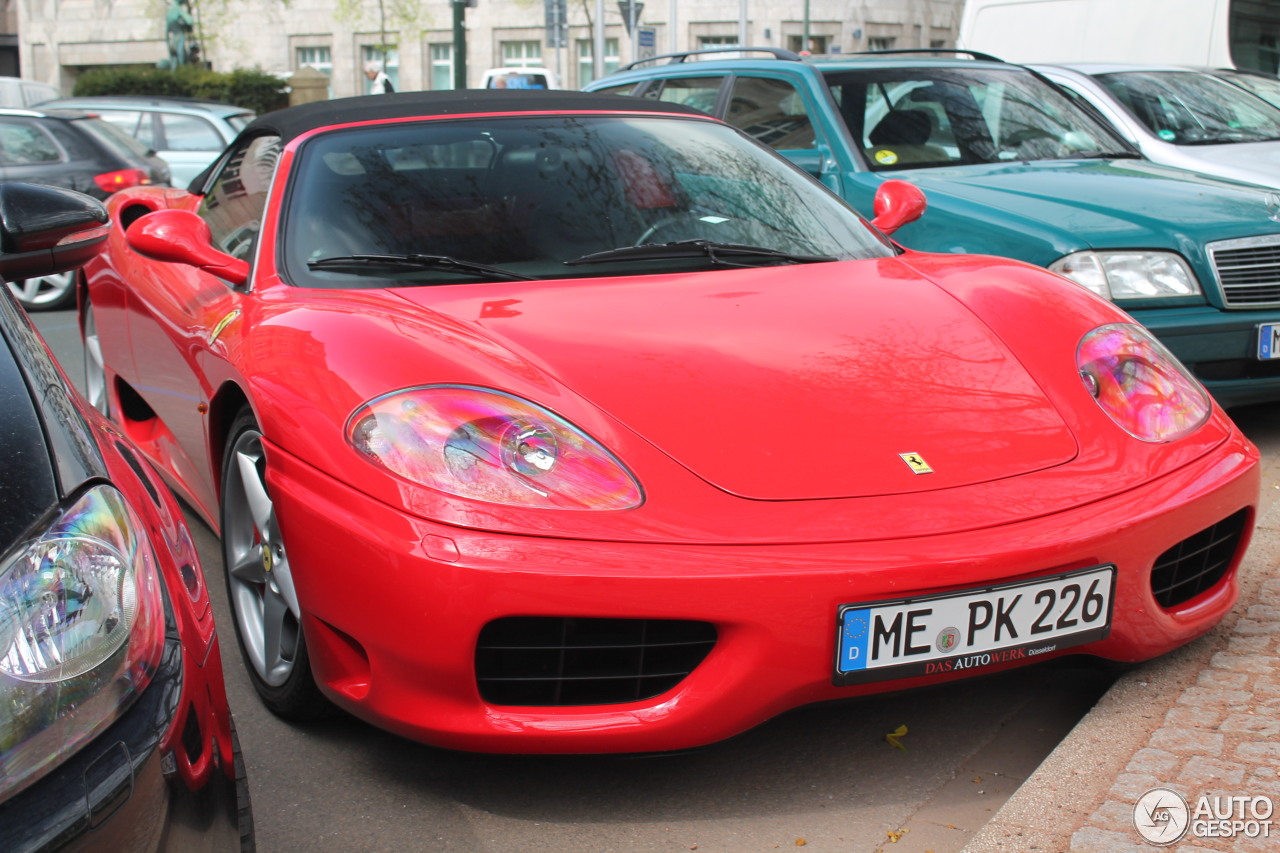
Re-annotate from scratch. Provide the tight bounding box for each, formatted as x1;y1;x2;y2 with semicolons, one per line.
885;725;909;751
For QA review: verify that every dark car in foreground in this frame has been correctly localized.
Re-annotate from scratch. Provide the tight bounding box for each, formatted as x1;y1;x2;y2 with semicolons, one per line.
0;106;170;311
587;48;1280;408
0;183;250;851
35;96;254;189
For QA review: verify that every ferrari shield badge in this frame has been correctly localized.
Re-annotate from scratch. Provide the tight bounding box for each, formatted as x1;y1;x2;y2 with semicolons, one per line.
899;452;933;474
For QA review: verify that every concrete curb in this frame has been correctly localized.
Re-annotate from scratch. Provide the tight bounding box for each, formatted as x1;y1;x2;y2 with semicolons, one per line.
963;444;1280;853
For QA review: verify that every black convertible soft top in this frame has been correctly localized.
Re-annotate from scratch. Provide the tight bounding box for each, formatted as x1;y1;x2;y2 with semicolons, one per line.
243;89;709;145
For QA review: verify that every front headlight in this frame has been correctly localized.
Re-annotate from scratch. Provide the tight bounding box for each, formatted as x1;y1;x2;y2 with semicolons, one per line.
1077;323;1211;441
347;385;643;510
0;485;165;799
1050;251;1201;300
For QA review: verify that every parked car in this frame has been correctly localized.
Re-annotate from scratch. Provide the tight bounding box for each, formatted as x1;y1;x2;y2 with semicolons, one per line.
0;106;171;311
586;48;1280;408
1032;63;1280;188
0;183;251;851
480;67;560;89
0;76;60;108
36;96;254;189
81;89;1259;754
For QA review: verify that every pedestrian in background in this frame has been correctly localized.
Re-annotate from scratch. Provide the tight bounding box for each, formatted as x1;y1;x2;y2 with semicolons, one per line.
364;61;393;94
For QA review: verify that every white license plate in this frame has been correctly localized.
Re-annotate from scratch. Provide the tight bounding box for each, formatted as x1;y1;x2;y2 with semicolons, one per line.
1258;323;1280;360
834;565;1114;686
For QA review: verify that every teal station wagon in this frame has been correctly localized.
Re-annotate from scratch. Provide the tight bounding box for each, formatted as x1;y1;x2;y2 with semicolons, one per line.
587;49;1280;408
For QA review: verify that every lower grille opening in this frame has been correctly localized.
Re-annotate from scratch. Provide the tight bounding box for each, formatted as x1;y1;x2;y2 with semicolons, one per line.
476;617;717;706
1151;509;1249;609
1188;359;1280;382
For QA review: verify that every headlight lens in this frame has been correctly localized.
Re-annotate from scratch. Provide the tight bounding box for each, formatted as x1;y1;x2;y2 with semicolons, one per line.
1077;323;1211;441
0;485;165;799
1050;251;1201;300
347;385;643;510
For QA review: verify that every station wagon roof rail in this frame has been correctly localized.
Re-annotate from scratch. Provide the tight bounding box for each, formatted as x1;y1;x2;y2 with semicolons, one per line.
621;46;804;71
839;48;1006;62
621;46;1007;73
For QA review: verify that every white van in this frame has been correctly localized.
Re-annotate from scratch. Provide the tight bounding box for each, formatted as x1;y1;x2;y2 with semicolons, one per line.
958;0;1280;72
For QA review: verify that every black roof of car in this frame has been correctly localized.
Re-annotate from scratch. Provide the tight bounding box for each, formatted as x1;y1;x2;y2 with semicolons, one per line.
242;89;711;144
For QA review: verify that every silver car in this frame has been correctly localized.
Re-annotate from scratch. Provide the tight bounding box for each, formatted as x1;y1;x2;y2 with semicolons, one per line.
35;95;254;188
1032;63;1280;189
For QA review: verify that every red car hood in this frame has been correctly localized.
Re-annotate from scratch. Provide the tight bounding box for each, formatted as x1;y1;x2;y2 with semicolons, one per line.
393;259;1078;500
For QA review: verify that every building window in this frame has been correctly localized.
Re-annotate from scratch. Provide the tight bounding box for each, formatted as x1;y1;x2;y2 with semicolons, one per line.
430;44;454;90
362;44;399;93
786;35;831;54
501;41;543;67
868;37;896;51
698;35;739;49
576;38;619;87
296;45;332;78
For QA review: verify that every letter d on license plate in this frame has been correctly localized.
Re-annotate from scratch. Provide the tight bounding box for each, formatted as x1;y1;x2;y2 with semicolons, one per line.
833;565;1114;686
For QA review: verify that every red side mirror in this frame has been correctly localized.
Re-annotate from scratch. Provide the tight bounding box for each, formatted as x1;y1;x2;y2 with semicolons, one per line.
126;209;249;286
871;179;927;237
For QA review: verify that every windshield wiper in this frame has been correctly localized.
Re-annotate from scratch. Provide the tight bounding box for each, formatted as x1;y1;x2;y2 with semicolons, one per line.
1068;150;1142;159
307;253;536;282
565;239;837;267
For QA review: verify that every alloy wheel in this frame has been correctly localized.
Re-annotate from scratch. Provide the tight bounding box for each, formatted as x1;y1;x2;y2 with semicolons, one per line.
222;426;303;688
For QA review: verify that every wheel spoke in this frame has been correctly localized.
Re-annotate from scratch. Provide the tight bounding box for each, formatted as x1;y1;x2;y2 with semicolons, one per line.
227;547;266;584
261;590;289;672
235;448;273;533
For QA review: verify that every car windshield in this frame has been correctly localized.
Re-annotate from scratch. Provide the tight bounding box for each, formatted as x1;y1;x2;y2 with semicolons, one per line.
280;114;890;288
824;66;1132;171
1217;72;1280;111
226;112;254;132
1098;70;1280;144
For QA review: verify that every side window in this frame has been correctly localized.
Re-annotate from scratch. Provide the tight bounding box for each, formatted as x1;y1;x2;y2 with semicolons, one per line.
92;109;146;142
43;121;98;161
198;134;281;264
860;79;963;169
158;113;223;151
591;82;640;97
0;120;63;165
725;76;817;150
640;76;725;115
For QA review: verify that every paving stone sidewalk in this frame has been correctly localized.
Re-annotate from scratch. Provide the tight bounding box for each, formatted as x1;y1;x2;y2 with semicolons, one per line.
963;450;1280;853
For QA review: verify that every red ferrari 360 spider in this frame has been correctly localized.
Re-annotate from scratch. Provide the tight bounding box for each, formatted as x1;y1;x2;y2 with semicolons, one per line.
80;90;1259;754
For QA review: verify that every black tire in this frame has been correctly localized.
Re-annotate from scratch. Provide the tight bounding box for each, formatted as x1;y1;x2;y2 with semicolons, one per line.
219;406;332;720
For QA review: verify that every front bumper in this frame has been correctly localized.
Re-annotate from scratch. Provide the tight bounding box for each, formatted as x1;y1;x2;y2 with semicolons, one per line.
267;431;1259;754
1132;303;1280;407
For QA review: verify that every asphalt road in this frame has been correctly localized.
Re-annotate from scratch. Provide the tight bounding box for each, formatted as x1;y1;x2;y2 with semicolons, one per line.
26;306;1280;853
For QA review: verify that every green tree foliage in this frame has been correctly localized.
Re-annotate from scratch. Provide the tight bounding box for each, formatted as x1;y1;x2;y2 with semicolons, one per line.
72;66;288;115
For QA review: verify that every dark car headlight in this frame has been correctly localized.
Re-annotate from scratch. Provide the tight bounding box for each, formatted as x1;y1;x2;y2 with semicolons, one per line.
1051;251;1201;300
0;485;165;800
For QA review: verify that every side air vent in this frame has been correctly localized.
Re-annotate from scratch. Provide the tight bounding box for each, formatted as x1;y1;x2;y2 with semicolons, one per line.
476;617;717;706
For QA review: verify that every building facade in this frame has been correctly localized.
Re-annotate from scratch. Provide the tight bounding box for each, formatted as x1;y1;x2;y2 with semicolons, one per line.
18;0;963;99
